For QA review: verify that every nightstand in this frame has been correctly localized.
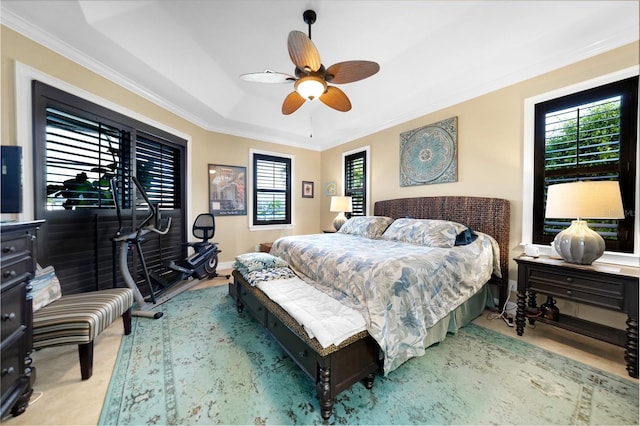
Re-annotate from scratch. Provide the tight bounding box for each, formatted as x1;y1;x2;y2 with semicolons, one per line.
515;255;639;378
259;242;273;253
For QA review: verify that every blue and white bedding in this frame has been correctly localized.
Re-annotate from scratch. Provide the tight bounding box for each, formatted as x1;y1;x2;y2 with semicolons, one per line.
269;228;500;374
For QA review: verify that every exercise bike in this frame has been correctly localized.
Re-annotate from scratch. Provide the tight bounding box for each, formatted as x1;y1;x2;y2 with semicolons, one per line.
111;177;227;318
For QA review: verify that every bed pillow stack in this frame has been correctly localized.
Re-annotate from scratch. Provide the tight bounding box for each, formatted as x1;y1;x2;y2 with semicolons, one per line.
338;216;394;239
380;218;469;248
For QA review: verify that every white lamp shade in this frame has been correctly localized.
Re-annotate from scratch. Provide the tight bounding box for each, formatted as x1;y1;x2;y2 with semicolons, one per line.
330;196;353;213
545;181;624;219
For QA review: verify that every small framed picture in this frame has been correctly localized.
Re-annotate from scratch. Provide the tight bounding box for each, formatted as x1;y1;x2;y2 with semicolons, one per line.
324;181;336;196
302;181;314;198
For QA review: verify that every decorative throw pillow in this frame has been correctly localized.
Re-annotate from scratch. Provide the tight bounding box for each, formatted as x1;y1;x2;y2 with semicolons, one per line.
381;218;469;248
233;252;290;276
455;227;478;246
338;216;394;239
244;267;297;286
31;265;62;312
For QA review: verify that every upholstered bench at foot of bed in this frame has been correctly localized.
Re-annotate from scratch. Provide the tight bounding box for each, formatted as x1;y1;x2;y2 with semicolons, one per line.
231;271;380;421
32;288;134;380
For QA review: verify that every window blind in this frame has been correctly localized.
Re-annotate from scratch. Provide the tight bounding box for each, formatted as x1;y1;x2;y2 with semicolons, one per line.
45;107;123;210
533;76;637;253
253;153;291;225
345;151;366;216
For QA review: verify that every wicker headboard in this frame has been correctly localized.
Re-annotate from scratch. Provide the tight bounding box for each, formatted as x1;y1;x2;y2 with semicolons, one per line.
374;196;510;288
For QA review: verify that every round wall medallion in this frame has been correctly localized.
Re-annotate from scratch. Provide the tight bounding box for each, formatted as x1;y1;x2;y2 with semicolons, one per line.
400;126;454;183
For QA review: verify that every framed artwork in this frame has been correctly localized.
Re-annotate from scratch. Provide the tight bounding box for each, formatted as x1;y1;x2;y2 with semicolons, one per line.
302;181;314;198
399;116;458;186
324;181;337;196
208;164;246;215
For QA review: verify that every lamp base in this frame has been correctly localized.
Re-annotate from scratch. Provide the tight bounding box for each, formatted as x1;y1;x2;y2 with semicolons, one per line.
333;212;347;231
552;220;605;265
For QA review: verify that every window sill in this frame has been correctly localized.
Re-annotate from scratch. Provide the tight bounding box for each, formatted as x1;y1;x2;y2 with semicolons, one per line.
249;224;294;232
524;244;638;268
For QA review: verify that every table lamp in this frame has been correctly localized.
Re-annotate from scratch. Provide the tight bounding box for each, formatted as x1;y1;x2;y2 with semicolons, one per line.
545;180;624;265
330;196;352;231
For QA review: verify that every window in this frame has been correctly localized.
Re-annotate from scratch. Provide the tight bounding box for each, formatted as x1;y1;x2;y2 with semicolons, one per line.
532;76;638;254
252;151;292;227
33;81;187;294
343;147;370;216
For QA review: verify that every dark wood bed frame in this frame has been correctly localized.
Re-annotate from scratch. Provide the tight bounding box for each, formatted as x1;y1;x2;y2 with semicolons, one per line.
230;196;510;421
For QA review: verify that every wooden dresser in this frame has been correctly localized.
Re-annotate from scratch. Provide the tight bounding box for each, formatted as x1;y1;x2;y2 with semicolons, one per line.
1;220;43;418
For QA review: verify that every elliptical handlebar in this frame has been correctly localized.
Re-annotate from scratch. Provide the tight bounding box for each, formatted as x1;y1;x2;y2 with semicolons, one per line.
110;176;171;241
145;215;172;235
132;176;171;235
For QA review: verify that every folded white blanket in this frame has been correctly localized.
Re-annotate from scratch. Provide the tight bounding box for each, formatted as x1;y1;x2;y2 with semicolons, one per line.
257;277;367;348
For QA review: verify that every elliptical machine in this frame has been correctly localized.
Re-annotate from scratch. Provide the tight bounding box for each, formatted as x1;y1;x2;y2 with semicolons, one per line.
111;176;226;318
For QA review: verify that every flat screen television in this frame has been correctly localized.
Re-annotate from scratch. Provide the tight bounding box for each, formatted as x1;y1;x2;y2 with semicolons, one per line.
1;146;23;213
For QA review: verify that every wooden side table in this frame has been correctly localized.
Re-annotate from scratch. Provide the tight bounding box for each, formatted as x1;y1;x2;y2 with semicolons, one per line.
515;255;639;378
259;242;273;253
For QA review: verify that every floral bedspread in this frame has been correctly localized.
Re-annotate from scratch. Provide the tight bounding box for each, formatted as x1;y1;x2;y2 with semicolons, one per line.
270;232;500;374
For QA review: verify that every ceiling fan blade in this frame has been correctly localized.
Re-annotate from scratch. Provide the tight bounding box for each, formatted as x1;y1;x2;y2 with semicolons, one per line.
282;91;306;115
325;61;380;84
240;70;296;83
288;30;321;72
319;86;352;112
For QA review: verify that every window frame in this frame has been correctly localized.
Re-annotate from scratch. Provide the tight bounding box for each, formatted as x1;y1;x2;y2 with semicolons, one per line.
522;67;639;266
249;148;295;231
342;146;371;216
29;77;189;294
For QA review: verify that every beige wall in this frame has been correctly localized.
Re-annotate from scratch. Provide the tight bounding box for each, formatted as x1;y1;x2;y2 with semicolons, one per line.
321;41;639;285
1;26;322;263
319;41;638;329
2;24;638;322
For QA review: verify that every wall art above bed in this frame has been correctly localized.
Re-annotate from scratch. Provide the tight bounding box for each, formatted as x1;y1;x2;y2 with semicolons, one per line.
399;116;458;186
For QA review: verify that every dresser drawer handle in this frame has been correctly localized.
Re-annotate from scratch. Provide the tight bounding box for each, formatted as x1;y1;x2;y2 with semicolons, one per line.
566;290;573;296
3;270;17;279
566;277;574;283
2;245;16;254
1;367;15;377
2;312;16;321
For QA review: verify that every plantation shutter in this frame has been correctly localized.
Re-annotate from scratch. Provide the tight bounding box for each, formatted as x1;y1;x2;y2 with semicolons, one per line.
533;76;637;253
45;106;126;210
136;135;182;210
33;80;187;295
345;151;366;216
253;153;291;225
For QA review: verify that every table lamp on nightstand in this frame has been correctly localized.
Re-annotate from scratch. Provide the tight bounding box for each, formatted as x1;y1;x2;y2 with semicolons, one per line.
330;196;352;231
545;180;624;265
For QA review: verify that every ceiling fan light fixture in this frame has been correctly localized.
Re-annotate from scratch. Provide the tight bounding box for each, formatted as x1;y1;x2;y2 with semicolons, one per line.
295;76;326;100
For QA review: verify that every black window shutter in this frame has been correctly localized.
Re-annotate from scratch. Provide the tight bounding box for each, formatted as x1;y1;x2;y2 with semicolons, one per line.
345;151;366;216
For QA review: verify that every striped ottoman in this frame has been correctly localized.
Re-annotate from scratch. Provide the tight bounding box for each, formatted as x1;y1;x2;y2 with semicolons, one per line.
33;288;134;380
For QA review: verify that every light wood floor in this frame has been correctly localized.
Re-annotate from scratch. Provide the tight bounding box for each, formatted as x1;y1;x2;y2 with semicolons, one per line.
3;271;637;425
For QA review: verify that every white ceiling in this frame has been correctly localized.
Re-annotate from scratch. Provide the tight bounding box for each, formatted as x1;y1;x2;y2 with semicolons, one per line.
2;1;638;151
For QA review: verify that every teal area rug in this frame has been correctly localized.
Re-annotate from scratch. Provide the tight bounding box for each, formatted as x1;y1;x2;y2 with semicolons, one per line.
99;286;639;425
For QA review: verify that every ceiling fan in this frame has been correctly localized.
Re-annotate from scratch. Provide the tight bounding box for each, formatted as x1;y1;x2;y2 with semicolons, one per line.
240;10;380;115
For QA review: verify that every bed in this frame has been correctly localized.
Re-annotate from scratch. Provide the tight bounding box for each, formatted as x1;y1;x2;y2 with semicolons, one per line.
231;196;510;420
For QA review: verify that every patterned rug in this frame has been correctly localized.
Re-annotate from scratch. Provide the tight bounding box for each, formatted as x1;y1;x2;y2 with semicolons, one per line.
99;286;639;425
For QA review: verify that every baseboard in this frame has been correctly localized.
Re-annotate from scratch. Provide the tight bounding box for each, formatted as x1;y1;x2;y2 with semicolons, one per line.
219;260;234;271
